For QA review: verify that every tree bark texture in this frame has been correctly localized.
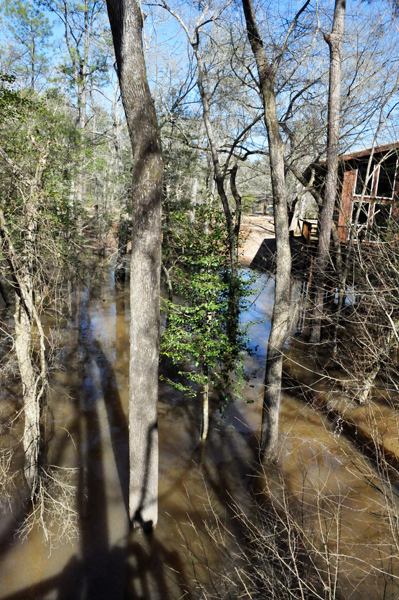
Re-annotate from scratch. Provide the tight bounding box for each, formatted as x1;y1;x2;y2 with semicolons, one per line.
106;0;163;530
14;297;40;492
242;0;292;461
310;0;346;344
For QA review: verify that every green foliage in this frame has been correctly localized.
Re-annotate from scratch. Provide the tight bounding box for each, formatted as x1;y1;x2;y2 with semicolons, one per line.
0;0;52;89
0;74;34;120
161;205;253;416
0;76;83;285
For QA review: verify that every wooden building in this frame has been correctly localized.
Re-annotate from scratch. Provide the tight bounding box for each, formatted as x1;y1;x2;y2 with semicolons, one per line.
300;142;399;243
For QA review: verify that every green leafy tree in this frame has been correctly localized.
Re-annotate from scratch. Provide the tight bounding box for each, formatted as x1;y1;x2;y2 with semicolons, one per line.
161;206;252;440
0;0;52;90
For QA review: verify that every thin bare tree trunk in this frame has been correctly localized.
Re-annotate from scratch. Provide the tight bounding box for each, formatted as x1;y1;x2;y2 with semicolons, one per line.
357;366;380;405
106;0;163;530
288;163;342;273
201;374;209;441
0;230;46;495
310;0;346;344
0;142;49;496
189;121;204;224
242;0;292;461
158;3;238;267
190;176;199;224
192;45;237;266
115;214;130;282
14;297;40;492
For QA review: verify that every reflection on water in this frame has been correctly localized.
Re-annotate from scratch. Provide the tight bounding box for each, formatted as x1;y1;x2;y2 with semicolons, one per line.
0;268;398;599
0;269;260;600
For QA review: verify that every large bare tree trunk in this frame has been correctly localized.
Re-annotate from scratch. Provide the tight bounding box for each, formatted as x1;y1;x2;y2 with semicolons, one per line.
106;0;163;530
242;0;293;461
310;0;346;344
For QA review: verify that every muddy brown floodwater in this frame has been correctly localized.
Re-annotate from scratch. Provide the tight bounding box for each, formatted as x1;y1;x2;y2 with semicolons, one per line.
0;268;399;599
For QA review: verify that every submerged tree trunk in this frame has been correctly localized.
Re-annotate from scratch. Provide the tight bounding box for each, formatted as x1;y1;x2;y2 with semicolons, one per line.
242;0;292;461
106;0;163;530
310;0;346;344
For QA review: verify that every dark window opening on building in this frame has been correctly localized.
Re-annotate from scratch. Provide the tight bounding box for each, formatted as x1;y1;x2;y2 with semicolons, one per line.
355;162;375;196
352;201;370;226
373;203;391;229
376;155;397;198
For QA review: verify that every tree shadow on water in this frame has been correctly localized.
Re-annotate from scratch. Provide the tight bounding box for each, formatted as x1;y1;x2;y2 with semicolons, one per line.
1;283;207;600
90;338;130;516
0;534;194;600
124;533;195;600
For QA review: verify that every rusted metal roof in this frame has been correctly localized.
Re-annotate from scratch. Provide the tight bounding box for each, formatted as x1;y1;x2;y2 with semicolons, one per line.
339;141;399;162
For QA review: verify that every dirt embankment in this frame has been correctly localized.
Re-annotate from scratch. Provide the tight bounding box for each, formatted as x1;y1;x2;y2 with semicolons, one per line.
239;215;274;268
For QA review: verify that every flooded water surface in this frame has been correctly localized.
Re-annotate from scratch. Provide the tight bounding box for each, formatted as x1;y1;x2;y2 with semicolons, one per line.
0;269;399;599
